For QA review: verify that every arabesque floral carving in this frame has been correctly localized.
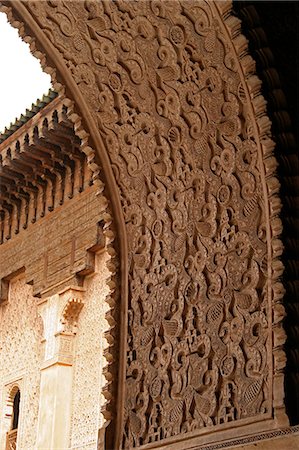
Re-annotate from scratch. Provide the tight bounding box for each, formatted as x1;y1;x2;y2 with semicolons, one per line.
0;1;287;448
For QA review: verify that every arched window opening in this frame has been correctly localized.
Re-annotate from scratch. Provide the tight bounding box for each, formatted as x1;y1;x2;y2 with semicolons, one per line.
12;389;20;431
5;387;20;450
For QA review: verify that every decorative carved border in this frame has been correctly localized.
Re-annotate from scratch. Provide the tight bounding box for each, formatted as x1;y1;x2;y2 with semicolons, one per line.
233;1;299;425
215;0;287;424
189;425;299;450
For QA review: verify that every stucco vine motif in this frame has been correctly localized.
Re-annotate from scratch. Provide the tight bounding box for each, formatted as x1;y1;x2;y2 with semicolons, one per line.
3;0;286;448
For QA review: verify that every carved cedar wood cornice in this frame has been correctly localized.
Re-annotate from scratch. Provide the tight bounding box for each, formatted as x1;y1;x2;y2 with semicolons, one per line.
0;95;92;239
0;1;289;449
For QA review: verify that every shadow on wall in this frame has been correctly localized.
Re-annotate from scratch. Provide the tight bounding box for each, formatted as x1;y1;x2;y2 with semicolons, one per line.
234;0;299;425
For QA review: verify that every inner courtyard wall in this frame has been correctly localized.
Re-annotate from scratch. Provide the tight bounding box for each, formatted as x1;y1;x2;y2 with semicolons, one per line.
0;252;110;450
0;276;42;450
70;250;110;450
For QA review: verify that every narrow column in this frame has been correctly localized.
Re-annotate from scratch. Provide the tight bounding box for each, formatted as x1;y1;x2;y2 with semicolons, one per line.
36;286;85;450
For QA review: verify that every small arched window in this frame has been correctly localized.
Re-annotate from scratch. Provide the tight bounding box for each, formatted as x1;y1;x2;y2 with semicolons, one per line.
5;387;20;450
11;389;20;431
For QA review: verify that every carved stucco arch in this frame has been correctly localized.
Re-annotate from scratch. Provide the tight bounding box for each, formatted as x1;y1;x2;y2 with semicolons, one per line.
0;1;288;449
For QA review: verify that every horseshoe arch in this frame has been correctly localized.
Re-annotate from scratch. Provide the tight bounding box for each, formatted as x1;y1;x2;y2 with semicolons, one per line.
0;1;290;449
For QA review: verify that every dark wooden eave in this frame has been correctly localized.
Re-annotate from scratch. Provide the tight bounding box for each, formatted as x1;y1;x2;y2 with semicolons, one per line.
0;94;91;240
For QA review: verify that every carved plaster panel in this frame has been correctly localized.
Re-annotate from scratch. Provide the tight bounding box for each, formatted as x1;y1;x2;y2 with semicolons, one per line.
0;1;287;449
69;251;111;449
61;292;85;335
0;277;42;450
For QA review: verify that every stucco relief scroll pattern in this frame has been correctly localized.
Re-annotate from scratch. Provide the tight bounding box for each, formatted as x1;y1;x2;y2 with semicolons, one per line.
0;0;286;448
70;252;111;449
0;278;43;450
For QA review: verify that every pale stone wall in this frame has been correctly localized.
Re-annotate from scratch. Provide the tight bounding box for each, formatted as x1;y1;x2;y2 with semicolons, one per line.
0;276;42;450
69;251;110;449
0;251;110;450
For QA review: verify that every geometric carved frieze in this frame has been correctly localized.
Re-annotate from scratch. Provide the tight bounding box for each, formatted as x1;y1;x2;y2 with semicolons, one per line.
0;1;290;449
